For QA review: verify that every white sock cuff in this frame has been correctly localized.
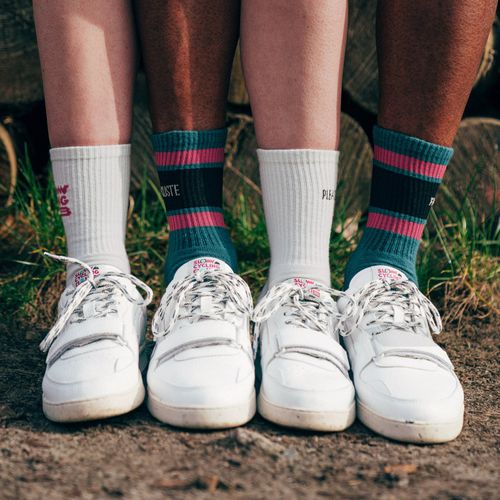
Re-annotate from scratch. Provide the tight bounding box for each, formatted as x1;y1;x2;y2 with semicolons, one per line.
257;148;339;167
50;144;131;162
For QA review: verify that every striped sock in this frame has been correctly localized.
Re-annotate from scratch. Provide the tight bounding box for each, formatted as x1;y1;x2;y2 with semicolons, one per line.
153;128;237;283
345;126;453;285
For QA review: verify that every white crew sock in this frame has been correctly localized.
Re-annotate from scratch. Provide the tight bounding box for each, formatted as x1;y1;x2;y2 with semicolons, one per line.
50;144;131;284
257;149;339;287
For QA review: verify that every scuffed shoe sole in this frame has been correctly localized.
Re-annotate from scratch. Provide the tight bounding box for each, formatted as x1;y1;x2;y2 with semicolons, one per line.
147;390;256;429
357;400;464;443
258;392;355;432
43;380;145;423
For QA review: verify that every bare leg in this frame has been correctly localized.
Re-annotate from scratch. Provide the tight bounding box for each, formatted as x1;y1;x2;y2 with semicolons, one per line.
34;0;137;147
377;0;497;146
342;1;496;444
134;0;240;132
33;0;137;276
240;0;347;149
33;1;144;424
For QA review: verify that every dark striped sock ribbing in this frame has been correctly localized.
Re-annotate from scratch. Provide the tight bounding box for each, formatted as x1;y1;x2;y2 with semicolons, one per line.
153;129;237;283
345;126;453;285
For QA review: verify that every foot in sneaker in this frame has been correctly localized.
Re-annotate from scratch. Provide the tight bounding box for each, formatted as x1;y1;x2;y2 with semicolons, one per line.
340;266;464;443
147;257;255;429
40;254;153;423
253;278;356;432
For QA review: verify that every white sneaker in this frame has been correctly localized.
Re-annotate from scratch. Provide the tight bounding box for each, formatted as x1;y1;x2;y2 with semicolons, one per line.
340;266;464;443
147;257;255;429
253;278;356;431
40;253;153;423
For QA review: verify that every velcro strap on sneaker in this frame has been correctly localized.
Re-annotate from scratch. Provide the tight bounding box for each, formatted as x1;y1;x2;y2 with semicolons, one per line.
155;337;246;366
47;333;123;367
370;337;454;371
275;330;350;375
153;321;251;365
45;318;124;366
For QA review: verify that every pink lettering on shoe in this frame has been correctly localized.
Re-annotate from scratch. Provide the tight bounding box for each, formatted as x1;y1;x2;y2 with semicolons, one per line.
74;266;100;288
377;268;404;281
192;258;221;272
293;278;321;298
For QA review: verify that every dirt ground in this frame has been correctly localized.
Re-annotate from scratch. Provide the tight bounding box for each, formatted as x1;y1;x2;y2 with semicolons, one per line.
0;319;498;500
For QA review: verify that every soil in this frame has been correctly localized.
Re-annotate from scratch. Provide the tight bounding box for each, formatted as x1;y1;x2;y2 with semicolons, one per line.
0;319;498;500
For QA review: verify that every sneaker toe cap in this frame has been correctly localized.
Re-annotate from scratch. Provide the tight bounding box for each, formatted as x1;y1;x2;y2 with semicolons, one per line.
262;355;355;412
147;349;254;408
358;363;464;423
43;344;138;404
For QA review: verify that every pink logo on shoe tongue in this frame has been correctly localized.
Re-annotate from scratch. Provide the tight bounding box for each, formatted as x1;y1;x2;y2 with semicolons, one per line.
74;266;100;287
193;258;221;272
377;268;403;281
293;278;321;298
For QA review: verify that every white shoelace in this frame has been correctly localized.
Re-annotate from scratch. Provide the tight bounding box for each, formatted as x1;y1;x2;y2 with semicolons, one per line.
347;278;442;337
152;269;253;340
252;281;357;357
40;253;153;353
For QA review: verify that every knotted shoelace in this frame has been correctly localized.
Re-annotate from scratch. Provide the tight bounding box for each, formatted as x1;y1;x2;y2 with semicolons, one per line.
40;253;153;353
347;278;442;337
252;281;357;357
152;269;253;340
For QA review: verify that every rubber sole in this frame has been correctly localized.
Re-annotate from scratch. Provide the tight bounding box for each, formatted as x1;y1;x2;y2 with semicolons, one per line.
43;380;145;423
147;390;256;429
258;392;356;432
357;400;464;443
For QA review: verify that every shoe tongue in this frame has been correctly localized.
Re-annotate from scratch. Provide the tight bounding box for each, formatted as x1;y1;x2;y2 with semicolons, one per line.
348;265;407;293
72;264;122;288
173;257;234;281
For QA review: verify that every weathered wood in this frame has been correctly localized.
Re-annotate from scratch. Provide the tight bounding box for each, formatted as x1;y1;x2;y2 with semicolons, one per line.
443;117;499;220
0;0;43;107
0;119;17;206
130;74;157;190
343;1;498;115
228;44;250;107
343;0;378;115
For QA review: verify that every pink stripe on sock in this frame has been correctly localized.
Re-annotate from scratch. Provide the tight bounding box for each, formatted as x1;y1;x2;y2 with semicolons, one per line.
367;212;425;239
155;148;224;167
168;211;226;231
374;146;447;179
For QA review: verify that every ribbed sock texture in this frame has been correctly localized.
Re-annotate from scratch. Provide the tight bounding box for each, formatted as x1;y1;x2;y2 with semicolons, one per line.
153;129;237;283
50;144;131;284
345;126;453;285
258;149;339;287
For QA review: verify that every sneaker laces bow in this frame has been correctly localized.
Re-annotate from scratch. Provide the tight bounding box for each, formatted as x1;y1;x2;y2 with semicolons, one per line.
349;278;442;337
152;269;253;339
252;281;357;358
39;253;153;353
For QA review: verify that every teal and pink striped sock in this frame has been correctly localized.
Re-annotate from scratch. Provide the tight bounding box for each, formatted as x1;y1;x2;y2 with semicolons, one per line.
153;128;237;283
345;126;453;285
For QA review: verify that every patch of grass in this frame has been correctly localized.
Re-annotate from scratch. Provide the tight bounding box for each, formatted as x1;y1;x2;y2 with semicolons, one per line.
420;183;498;327
1;144;497;330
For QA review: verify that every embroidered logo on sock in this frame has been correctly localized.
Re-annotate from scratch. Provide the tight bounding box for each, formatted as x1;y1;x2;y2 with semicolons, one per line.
429;197;436;207
293;277;321;298
377;268;404;281
74;266;100;287
322;189;336;201
56;184;72;217
160;184;181;197
193;258;221;272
